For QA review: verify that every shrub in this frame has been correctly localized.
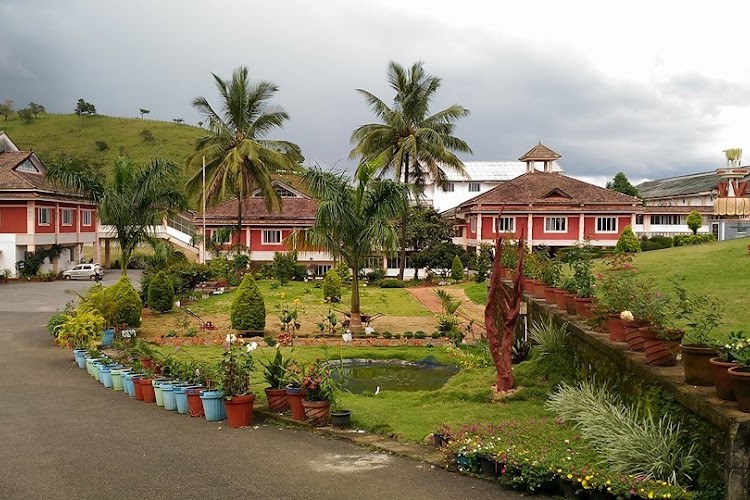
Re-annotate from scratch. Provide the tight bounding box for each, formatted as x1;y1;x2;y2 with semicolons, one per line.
673;234;715;246
147;271;174;313
322;268;342;302
108;276;143;327
366;268;386;284
95;141;109;151
641;235;674;252
615;225;641;253
140;129;154;142
530;316;568;358
376;278;405;288
230;273;266;331
272;252;297;285
334;261;351;282
686;210;703;235
208;257;232;282
450;254;464;283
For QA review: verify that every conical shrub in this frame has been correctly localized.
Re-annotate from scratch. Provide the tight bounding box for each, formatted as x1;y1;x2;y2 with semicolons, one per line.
231;273;266;331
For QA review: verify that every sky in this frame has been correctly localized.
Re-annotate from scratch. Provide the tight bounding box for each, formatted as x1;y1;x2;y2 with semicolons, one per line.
2;0;750;184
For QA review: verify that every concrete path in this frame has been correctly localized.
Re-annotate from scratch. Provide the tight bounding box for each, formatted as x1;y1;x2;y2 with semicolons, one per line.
0;277;532;499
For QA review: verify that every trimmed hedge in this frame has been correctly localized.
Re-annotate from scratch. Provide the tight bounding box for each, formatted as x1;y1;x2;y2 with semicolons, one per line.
674;234;715;246
377;278;406;288
322;268;342;302
615;225;641;253
230;273;266;331
147;271;174;313
109;276;143;327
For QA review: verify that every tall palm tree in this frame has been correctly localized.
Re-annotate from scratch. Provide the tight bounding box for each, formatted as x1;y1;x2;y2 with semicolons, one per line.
47;157;187;275
350;61;472;280
186;66;302;248
294;162;409;332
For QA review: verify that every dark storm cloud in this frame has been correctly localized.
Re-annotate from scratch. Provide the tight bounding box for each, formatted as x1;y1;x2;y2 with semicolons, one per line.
0;0;743;181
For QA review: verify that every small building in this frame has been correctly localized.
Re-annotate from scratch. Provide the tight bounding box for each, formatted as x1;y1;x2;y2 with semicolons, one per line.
452;144;643;251
0;132;98;276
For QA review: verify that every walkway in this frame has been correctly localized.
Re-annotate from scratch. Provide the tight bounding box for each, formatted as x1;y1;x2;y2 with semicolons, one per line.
407;286;487;340
0;278;530;500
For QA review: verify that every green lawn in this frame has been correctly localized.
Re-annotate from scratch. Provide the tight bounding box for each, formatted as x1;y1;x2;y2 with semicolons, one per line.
462;281;489;305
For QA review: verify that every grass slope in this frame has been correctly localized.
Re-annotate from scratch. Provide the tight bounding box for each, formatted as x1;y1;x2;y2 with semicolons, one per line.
1;113;201;169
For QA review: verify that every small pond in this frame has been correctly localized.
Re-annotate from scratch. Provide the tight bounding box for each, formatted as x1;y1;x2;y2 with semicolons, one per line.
331;359;459;394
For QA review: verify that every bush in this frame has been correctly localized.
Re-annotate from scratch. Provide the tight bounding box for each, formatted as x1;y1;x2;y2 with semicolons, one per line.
322;268;342;302
673;234;715;246
108;276;143;327
615;225;641;253
272;252;297;285
208;257;232;282
334;261;351;282
293;264;308;281
641;235;673;252
147;271;174;313
376;278;405;288
95;141;109;151
140;129;154;142
686;210;703;235
451;254;465;283
230;274;266;331
530;316;568;358
366;268;386;284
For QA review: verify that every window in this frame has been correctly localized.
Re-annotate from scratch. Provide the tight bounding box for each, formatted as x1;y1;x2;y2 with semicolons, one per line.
387;255;412;269
651;214;682;225
595;217;617;233
316;265;331;276
38;207;50;226
442;182;455;192
262;230;282;244
16;160;40;173
275;186;296;198
363;256;382;270
635;214;644;225
470;217;477;234
544;217;567;232
468;182;480;192
496;216;515;233
61;209;73;226
82;210;92;226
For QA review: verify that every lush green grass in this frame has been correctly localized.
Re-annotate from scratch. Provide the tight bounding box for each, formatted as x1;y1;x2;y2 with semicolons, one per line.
462;281;489;305
2;113;200;170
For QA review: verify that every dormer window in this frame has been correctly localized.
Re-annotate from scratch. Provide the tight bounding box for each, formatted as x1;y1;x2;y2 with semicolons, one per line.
16;160;40;173
275;186;296;198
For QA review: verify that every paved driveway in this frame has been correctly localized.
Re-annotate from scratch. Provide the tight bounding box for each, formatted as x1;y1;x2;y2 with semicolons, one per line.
0;275;531;500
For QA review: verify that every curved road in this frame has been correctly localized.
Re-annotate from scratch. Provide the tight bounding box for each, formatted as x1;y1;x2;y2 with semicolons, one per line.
0;274;530;499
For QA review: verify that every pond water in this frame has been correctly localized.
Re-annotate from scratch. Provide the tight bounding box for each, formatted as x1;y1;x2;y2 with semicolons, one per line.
331;360;459;394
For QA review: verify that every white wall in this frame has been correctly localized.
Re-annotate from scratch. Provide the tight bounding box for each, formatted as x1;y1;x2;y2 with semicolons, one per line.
422;181;500;212
0;235;16;276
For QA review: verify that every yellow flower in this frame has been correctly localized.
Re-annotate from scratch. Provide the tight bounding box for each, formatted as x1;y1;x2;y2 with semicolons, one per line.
293;298;301;305
647;492;654;499
566;474;573;479
280;292;286;299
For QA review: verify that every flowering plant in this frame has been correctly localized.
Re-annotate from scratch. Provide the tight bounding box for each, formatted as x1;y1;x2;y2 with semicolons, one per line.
726;332;750;366
259;346;293;389
595;254;640;314
279;296;301;332
560;243;596;298
216;336;255;398
301;359;337;402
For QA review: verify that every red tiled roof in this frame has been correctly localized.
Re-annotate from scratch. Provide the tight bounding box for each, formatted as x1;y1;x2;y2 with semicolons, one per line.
457;171;641;211
518;142;561;161
0;150;91;201
201;196;319;225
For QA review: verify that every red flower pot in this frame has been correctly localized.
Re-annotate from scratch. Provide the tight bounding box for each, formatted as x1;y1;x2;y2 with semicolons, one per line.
543;286;557;305
624;325;646;351
140;378;156;403
533;280;546;298
132;376;145;401
606;314;627;342
302;399;331;427
641;329;682;366
564;293;577;316
553;289;568;310
224;394;256;428
186;387;205;417
573;298;593;319
286;385;306;421
710;357;737;401
680;344;718;386
264;387;289;413
728;366;750;413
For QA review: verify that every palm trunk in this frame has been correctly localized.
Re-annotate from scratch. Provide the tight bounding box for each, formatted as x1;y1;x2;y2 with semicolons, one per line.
398;155;409;281
236;189;243;251
349;265;363;333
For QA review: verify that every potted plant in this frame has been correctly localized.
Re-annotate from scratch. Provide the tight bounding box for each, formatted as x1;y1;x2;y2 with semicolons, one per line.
594;253;640;341
259;347;292;412
301;359;337;426
539;253;561;304
56;309;106;354
728;338;750;412
710;332;746;401
284;362;307;421
625;284;669;351
216;336;256;428
673;281;722;386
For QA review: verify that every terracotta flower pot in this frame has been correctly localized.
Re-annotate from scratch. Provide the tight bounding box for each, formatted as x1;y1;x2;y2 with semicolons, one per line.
543;286;557;305
264;387;289;413
709;357;737;401
140;377;156;403
286;385;306;421
641;329;682;366
728;366;750;413
533;280;546;298
224;394;256;428
573;297;593;319
606;314;627;342
302;399;331;427
564;293;577;316
680;344;718;386
186;387;205;417
553;289;568;310
624;325;646;351
521;277;534;295
499;267;509;280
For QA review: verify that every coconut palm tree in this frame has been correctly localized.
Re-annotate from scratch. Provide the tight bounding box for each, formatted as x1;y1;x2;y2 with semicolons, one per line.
294;162;409;332
186;66;302;247
46;157;187;275
350;61;472;279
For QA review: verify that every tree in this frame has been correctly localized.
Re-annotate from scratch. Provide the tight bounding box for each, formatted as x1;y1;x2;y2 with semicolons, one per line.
450;254;464;283
172;118;184;124
75;98;96;116
46;157;186;274
147;271;175;313
615;225;641;253
404;205;453;278
186;67;302;246
350;61;472;280
139;108;150;120
28;102;46;118
606;172;639;197
412;241;467;280
0;99;14;121
17;108;34;124
295;164;409;332
231;274;266;331
687;210;703;235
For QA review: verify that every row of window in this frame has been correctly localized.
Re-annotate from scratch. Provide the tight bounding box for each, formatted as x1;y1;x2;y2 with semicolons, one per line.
468;216;621;234
442;182;481;193
37;207;93;226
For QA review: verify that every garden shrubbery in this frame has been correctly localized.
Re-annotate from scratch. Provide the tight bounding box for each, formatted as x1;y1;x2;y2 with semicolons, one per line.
108;276;143;327
147;271;174;313
376;278;405;288
673;234;715;246
615;224;641;253
640;235;673;252
322;268;342;302
230;273;266;331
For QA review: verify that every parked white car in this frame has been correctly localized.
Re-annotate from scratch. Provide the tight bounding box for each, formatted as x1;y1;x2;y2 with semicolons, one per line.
62;263;103;280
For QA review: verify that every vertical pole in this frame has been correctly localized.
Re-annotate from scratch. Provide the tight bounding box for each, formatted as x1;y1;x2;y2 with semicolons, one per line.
202;156;206;264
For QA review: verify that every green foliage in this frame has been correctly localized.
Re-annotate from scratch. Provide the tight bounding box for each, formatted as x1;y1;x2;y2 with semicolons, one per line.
56;308;106;350
17;107;34;124
686;210;703;235
230;274;266;331
28;102;45;117
376;278;405;288
673;234;715;246
561;243;596;298
207;257;231;282
450;254;464;283
641;235;673;252
473;243;492;282
147;271;175;313
75;98;96;116
322;268;342;302
405;205;456;271
615;225;641;253
272;252;297;285
435;289;462;314
529;316;569;359
300;358;338;402
46;309;70;338
606;172;639;197
15;244;63;277
94;140;109;152
546;381;699;486
217;341;254;397
108;276;143;327
366;268;386;284
259;347;292;389
672;278;722;346
414;242;467;279
0;99;13;121
140;129;154;142
334;261;351;282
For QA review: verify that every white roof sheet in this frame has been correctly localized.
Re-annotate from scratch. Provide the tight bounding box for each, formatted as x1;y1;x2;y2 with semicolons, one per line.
443;161;563;181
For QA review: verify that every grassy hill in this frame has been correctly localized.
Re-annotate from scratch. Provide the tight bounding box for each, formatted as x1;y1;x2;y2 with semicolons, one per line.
0;113;201;169
630;237;750;339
